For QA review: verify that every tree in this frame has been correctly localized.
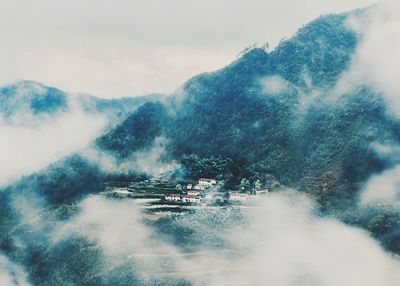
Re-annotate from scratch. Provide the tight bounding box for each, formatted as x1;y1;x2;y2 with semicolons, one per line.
175;184;183;191
254;179;261;190
239;178;251;192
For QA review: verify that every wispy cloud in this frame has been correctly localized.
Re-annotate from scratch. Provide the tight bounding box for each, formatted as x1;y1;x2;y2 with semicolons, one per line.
48;190;400;285
0;255;31;286
82;136;178;177
0;98;106;186
337;1;400;116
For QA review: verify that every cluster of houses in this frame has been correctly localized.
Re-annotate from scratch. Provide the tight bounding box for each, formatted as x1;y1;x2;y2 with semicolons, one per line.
164;178;217;204
188;178;217;191
164;178;269;204
164;192;202;204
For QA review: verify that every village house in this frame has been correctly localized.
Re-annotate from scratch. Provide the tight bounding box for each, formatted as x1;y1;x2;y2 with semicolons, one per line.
186;184;193;190
198;178;217;187
165;194;182;202
229;192;250;201
182;195;201;204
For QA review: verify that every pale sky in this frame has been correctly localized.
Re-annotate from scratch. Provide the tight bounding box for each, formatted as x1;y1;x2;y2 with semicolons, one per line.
0;0;384;98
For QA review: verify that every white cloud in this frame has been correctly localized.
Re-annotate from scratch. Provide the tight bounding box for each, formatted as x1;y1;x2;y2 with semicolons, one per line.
261;75;290;95
0;0;383;98
360;165;400;207
338;1;400;117
82;136;178;177
53;196;182;281
225;190;400;286
0;102;106;186
54;196;151;256
51;190;400;285
0;255;31;286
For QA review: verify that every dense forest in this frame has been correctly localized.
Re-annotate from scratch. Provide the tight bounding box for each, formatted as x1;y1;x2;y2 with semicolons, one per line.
1;10;400;285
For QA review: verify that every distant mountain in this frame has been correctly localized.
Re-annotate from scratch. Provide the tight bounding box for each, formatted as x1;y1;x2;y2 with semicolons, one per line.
0;80;163;124
0;81;68;119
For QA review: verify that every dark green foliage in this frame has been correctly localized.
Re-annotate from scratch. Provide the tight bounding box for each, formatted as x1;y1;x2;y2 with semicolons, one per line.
272;14;357;86
96;102;169;158
179;154;233;180
152;208;244;251
297;90;396;210
4;155;103;205
0;192;18;254
25;237;105;286
341;207;400;254
77;93;164;120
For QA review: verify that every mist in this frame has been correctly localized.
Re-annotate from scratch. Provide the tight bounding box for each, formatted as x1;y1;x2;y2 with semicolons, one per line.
40;190;400;285
225;191;400;286
53;196;183;284
361;165;400;207
337;1;400;116
82;136;178;178
0;99;106;186
0;256;31;286
338;1;400;210
1;1;400;285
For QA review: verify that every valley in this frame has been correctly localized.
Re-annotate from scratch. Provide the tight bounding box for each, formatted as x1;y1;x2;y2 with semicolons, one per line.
1;3;400;285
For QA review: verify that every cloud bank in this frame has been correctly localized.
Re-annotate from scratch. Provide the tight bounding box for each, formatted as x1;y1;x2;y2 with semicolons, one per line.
47;190;400;285
0;102;106;186
225;191;400;286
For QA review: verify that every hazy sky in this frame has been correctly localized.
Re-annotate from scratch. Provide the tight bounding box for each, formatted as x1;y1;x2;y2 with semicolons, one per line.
0;0;383;98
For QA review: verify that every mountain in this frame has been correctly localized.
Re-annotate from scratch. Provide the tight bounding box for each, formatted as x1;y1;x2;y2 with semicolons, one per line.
0;80;163;124
2;9;400;285
0;81;68;119
97;12;397;208
94;12;400;252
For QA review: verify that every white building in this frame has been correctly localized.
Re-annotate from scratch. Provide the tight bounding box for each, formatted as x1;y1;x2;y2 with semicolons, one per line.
229;192;250;201
165;194;181;202
198;178;217;187
182;195;201;204
186;184;193;190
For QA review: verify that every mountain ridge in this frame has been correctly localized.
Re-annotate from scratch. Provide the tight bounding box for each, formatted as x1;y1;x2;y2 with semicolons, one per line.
1;11;400;285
